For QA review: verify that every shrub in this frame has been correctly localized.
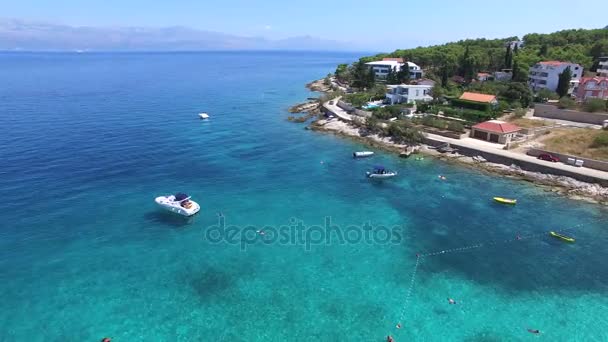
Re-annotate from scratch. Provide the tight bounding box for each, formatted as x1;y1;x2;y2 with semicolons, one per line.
513;108;527;118
387;121;425;144
447;121;465;133
343;93;371;108
591;132;608;148
372;105;403;120
557;96;576;109
582;98;607;113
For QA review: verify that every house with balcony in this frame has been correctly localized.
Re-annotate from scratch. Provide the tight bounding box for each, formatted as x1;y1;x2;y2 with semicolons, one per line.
576;77;608;100
598;56;608;77
528;61;583;93
365;58;424;80
386;84;433;104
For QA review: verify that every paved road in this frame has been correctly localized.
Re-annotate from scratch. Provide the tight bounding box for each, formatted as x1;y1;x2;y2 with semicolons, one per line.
322;97;354;121
426;132;608;182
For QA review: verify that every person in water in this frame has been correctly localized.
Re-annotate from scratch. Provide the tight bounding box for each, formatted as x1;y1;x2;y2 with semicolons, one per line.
387;335;395;342
101;338;112;342
527;329;540;334
448;298;457;304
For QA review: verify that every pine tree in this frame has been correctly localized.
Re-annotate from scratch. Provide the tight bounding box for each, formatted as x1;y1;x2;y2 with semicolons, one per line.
396;63;410;84
556;67;572;98
504;44;512;69
513;43;519;55
386;68;398;84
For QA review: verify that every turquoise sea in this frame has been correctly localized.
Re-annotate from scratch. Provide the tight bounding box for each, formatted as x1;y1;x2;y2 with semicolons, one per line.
1;51;607;341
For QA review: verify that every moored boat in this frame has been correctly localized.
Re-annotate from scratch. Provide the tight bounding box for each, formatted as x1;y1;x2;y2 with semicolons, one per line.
353;151;374;158
155;193;201;217
549;231;575;242
367;166;397;179
199;112;210;119
493;197;517;205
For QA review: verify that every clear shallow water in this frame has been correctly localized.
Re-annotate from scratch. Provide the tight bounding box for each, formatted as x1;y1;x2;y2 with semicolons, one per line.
0;51;607;341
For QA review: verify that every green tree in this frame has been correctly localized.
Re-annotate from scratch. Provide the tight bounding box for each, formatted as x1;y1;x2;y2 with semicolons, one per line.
504;44;513;69
511;59;527;82
351;61;375;90
396;64;410;84
539;44;548;57
387;121;425;144
386;68;398;84
431;83;444;100
537;88;559;101
556;67;572;98
499;82;533;107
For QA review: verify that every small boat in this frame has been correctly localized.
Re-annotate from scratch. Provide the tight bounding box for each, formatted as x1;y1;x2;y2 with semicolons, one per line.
155;193;201;217
353;151;374;158
199;112;210;119
549;231;575;243
493;197;517;205
367;166;397;179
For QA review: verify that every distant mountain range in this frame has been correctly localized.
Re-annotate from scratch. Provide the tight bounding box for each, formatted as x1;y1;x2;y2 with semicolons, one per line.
0;19;355;51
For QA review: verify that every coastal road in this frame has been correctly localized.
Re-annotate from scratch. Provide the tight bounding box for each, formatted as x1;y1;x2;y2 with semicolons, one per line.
322;97;353;122
426;132;608;182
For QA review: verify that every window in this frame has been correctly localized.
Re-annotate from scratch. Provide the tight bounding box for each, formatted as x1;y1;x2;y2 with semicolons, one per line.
416;90;420;96
572;74;577;78
575;67;579;70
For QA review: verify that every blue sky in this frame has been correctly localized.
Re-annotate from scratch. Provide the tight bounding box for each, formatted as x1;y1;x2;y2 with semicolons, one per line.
3;0;607;50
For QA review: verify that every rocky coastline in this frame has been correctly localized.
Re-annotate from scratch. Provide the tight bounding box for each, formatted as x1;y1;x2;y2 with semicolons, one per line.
311;118;608;205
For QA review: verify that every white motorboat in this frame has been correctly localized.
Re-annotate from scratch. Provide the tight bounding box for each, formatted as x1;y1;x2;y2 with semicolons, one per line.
155;193;200;217
367;166;397;179
199;112;210;119
353;151;374;158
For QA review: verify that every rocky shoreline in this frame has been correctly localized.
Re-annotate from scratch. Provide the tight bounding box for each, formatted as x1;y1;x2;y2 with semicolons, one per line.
289;78;608;205
311;115;608;206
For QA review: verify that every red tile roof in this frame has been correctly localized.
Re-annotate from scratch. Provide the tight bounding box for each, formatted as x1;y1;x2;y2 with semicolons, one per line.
459;92;497;103
472;120;521;134
539;61;569;66
382;57;405;63
580;76;608;84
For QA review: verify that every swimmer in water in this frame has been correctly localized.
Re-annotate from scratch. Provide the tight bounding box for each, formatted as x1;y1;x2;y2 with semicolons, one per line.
438;175;446;180
448;298;457;304
101;338;112;342
527;329;540;334
387;335;395;342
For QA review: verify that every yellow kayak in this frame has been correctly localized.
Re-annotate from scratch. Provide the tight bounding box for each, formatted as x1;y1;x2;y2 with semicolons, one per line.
493;197;517;205
550;231;575;243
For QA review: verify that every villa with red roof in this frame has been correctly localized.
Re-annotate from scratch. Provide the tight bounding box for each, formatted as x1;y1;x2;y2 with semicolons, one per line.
470;120;521;144
528;60;583;93
575;77;608;101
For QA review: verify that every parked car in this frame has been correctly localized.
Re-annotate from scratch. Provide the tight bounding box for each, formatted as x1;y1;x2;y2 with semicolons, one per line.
538;153;559;162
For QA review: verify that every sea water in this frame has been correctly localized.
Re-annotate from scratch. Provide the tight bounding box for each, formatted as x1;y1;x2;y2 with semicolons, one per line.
0;51;607;341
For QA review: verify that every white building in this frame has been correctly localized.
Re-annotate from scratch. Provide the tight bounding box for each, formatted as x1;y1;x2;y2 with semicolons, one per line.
365;58;424;80
598;56;608;77
528;61;583;92
386;84;433;104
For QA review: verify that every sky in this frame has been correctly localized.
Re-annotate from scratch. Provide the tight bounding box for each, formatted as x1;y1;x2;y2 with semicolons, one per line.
2;0;607;51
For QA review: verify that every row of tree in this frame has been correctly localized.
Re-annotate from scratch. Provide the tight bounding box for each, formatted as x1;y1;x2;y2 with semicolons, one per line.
356;27;607;87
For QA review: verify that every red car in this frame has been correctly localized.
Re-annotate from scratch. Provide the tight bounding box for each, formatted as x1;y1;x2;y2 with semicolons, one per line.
538;153;559;162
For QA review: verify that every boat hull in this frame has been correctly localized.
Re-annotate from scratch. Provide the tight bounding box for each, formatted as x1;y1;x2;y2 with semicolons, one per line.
549;231;575;242
493;197;517;205
155;196;201;217
367;172;397;179
353;151;374;158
